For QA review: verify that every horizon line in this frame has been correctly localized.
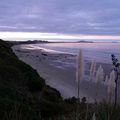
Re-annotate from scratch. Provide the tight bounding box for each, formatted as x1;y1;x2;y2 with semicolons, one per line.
0;32;120;41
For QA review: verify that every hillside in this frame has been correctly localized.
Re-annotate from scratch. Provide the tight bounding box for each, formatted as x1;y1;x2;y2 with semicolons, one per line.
1;39;120;120
0;39;64;119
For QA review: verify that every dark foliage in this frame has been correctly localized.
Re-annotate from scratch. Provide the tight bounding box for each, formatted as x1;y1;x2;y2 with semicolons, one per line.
0;39;65;119
111;54;120;107
64;97;78;104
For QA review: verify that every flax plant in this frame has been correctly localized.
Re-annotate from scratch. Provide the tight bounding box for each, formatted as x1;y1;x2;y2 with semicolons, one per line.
111;54;120;107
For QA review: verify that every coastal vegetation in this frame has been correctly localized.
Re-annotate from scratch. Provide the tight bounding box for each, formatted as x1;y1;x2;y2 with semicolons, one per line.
0;39;120;120
0;39;65;119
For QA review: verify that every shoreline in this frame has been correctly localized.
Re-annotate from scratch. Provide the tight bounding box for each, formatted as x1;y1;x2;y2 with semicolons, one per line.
12;44;119;103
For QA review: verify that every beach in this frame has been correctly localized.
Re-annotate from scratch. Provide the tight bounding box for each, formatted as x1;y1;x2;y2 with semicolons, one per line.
12;44;120;102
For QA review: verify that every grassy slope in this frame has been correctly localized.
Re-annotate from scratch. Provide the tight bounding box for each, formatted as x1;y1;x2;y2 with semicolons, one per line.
0;39;64;119
1;39;120;120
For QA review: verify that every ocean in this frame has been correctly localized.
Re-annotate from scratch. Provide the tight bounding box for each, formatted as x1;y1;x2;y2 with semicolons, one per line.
33;42;120;64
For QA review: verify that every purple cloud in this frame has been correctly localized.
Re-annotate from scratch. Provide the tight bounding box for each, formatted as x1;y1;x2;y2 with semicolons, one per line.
0;0;120;35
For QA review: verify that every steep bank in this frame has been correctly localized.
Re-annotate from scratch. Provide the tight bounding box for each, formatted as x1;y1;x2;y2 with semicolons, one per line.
0;39;65;119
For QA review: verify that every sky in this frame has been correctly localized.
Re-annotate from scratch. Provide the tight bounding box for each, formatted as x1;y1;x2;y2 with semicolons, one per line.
0;0;120;41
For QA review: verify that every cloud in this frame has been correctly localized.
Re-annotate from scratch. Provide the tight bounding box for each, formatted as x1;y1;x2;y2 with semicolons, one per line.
0;0;120;35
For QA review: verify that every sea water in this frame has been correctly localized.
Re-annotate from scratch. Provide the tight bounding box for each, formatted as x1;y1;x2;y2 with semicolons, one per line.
34;42;120;63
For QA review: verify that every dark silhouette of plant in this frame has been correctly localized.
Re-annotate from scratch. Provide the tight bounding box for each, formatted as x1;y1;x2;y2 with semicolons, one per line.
111;54;120;107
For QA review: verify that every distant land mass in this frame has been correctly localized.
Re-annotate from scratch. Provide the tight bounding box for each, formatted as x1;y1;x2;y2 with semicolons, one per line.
8;40;48;45
7;40;94;45
77;40;94;43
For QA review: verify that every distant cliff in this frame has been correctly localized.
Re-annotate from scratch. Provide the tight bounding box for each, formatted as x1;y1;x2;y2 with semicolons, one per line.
9;40;48;46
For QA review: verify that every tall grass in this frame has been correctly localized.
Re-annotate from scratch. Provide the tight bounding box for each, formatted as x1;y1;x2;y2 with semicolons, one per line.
76;49;84;120
73;50;119;120
76;50;84;102
107;70;116;104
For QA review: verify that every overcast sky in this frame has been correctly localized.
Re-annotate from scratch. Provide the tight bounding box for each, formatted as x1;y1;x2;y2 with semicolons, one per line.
0;0;120;41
